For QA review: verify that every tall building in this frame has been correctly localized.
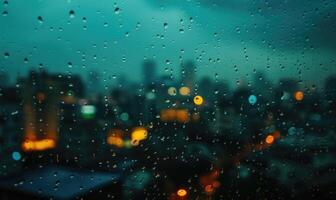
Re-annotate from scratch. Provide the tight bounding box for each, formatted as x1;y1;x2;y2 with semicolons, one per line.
253;71;271;93
180;61;196;91
277;78;298;94
19;70;84;152
87;70;102;101
142;60;157;88
0;71;9;88
325;75;336;101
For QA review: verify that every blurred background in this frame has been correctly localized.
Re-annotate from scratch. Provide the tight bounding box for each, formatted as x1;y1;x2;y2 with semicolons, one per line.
0;0;336;199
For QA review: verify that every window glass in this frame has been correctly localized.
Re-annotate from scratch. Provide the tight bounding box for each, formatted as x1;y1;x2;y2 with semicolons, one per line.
0;0;336;199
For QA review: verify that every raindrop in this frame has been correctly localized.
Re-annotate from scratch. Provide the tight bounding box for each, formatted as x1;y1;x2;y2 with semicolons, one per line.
163;22;168;29
37;16;43;23
69;10;75;18
114;7;120;14
4;52;9;59
2;11;8;16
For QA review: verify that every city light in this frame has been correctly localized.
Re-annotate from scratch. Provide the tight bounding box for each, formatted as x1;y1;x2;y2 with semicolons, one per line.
294;91;304;101
160;109;190;123
179;87;190;96
12;151;22;161
205;184;214;194
120;112;129;121
107;135;124;148
107;129;124;148
248;95;257;105
168;87;177;96
146;92;156;100
81;105;96;119
265;135;275;144
131;127;148;146
193;95;204;106
22;139;56;152
177;188;187;197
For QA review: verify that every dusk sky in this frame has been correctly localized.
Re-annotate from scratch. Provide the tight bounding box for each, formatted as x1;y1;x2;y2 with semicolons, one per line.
1;0;335;86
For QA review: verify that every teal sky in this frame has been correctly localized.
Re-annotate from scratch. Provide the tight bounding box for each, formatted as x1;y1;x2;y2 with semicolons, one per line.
1;0;335;87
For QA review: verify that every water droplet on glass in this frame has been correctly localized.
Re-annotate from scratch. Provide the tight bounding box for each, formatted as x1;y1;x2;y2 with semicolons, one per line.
114;7;120;14
4;52;9;59
164;22;168;29
37;16;43;23
69;10;75;18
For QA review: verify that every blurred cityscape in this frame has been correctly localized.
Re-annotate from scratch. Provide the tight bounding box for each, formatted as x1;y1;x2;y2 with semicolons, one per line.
0;60;336;199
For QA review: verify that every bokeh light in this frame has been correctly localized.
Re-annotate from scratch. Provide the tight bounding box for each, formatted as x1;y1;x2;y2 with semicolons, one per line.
294;91;304;101
12;151;21;161
193;95;204;106
265;135;275;144
179;87;190;96
248;95;257;105
167;87;177;96
177;189;187;197
131;127;148;145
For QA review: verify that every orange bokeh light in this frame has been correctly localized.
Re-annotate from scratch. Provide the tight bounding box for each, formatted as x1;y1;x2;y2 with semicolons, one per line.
294;91;304;101
179;87;190;96
22;139;56;152
160;109;190;123
107;135;124;147
205;184;214;194
107;129;124;148
177;189;187;197
265;135;274;144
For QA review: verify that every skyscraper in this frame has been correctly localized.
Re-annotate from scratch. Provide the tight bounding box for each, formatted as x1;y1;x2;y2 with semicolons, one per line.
180;61;196;91
142;60;157;87
19;70;84;152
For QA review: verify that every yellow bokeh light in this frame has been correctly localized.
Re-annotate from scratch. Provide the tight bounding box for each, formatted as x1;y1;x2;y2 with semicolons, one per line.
193;95;204;106
179;87;190;96
177;189;187;197
131;127;148;144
